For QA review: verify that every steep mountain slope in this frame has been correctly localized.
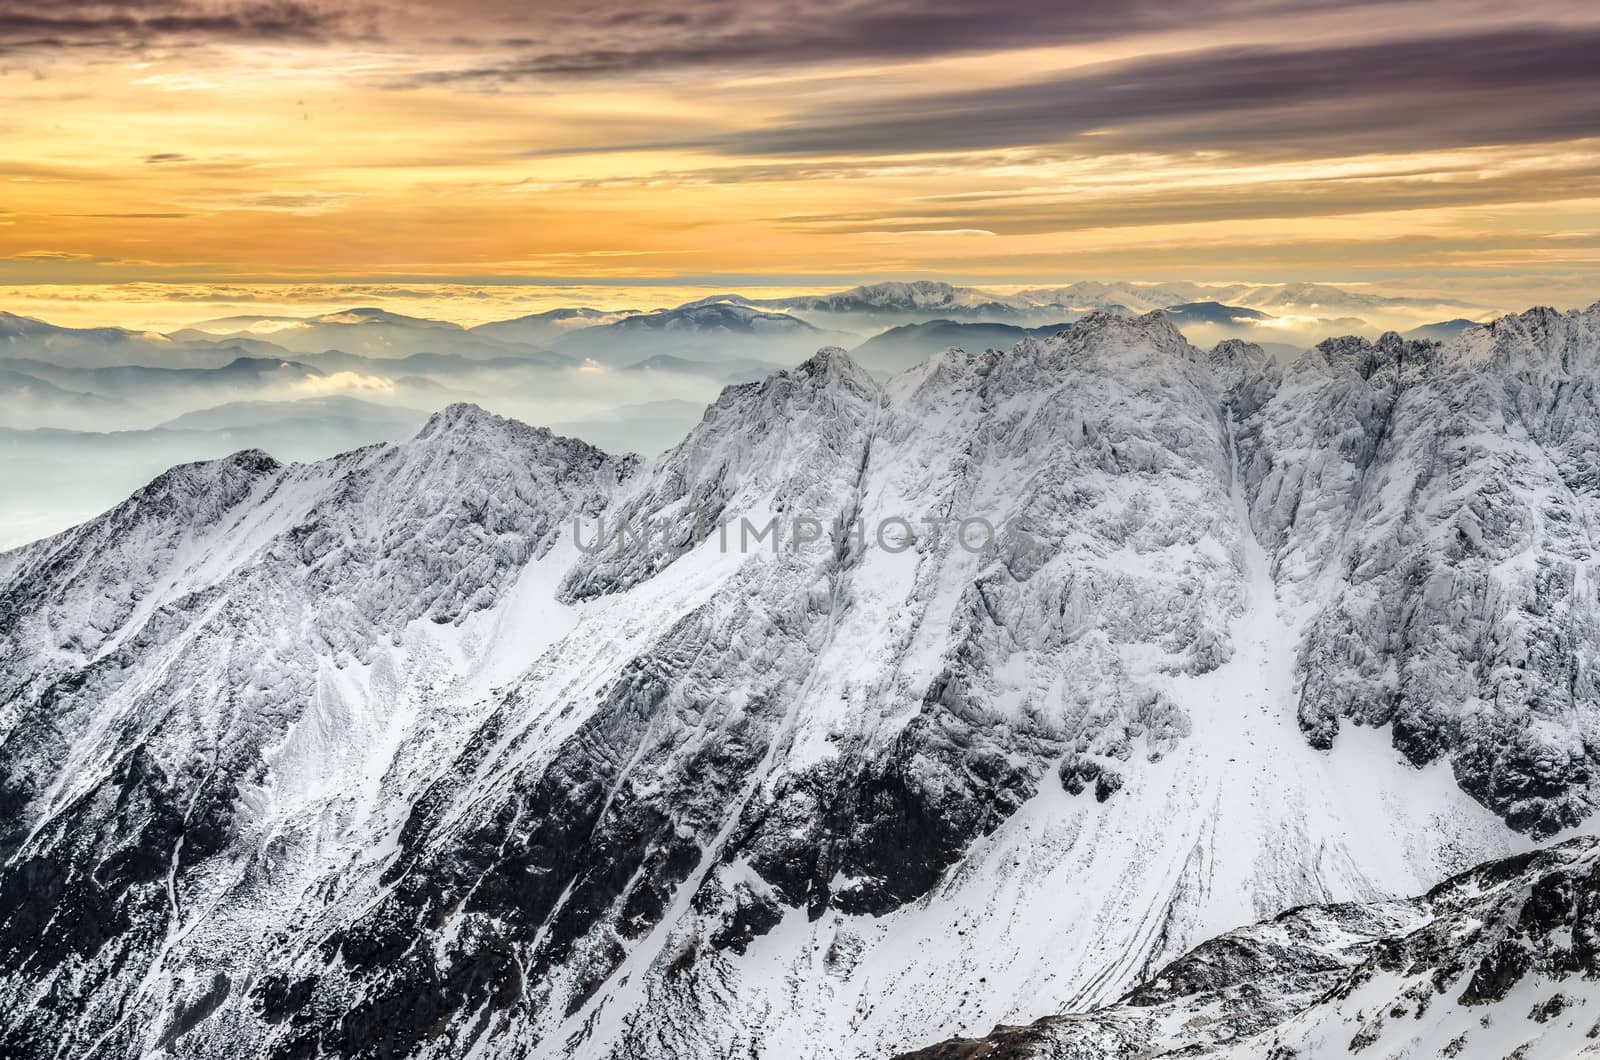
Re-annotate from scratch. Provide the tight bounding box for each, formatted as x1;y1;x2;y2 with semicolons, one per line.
0;306;1596;1060
899;838;1600;1060
1235;311;1600;836
0;408;632;1058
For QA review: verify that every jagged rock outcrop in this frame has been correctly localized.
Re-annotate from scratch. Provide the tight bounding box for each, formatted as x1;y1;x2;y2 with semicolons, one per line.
1233;311;1600;836
897;838;1600;1060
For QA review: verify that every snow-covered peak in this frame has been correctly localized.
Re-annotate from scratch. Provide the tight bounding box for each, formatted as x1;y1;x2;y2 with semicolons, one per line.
1306;329;1435;380
1;400;630;668
793;345;877;391
418;398;490;430
839;280;966;308
560;350;884;600
626;302;817;332
1047;307;1198;361
412;400;620;470
689;346;884;441
1;445;280;576
415;400;519;439
1439;301;1600;375
0;445;289;665
1205;337;1269;379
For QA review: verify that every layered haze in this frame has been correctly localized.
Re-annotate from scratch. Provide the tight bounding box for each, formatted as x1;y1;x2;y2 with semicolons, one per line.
0;277;1586;549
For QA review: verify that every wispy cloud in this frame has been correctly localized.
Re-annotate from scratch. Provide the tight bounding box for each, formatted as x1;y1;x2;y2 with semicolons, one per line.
699;26;1600;159
183;191;369;215
1;250;108;262
771;158;1600;235
2;0;1596;299
394;0;1460;84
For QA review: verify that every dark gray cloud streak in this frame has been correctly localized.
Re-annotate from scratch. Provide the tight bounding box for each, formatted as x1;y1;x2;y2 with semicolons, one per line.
5;1;1597;173
0;0;1550;74
700;26;1600;158
0;1;345;50
405;0;1403;82
772;161;1600;235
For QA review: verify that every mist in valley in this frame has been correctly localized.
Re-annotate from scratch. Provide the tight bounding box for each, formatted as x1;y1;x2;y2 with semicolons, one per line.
0;281;1511;549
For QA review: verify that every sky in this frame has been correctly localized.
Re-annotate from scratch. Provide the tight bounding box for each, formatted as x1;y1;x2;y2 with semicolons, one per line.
2;0;1598;324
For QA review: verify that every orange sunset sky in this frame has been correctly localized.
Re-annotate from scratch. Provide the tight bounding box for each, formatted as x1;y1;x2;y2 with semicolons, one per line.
1;0;1597;326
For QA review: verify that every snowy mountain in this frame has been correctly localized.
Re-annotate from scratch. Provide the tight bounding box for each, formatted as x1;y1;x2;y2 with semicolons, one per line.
900;838;1600;1059
1;304;1598;1059
1239;311;1600;835
682;282;1088;331
765;280;1029;319
552;301;848;364
1012;282;1480;318
1233;281;1478;316
669;281;1473;337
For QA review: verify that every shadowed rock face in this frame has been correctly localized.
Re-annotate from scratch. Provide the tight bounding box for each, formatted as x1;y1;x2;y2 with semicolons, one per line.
0;306;1597;1059
897;838;1600;1060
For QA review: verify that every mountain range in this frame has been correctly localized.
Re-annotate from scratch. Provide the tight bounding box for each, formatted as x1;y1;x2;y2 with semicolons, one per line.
2;302;1598;1058
0;284;1487;433
4;282;1498;546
